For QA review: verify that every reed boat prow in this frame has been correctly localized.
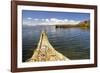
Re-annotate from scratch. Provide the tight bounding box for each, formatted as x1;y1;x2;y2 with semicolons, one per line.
27;31;69;62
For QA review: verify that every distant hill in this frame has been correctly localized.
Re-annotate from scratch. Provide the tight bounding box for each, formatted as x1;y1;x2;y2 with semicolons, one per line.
55;20;90;28
77;20;90;28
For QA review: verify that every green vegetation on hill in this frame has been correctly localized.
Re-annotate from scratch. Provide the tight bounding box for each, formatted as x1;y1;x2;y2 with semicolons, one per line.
55;20;90;28
78;20;90;28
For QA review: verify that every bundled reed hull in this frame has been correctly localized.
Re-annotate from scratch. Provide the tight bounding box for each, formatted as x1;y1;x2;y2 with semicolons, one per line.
27;31;69;62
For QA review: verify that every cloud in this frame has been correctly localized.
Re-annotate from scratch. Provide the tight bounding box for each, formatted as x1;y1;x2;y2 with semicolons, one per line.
27;17;32;20
34;18;38;21
50;18;58;22
64;19;68;22
66;20;80;25
23;18;80;26
45;19;49;22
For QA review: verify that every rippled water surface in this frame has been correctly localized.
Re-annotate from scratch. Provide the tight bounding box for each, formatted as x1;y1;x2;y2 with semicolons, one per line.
22;25;90;62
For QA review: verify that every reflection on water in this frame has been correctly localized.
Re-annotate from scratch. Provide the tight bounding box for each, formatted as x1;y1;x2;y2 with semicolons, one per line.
22;25;90;62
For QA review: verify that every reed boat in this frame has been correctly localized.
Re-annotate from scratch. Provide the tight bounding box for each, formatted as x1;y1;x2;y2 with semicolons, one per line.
27;31;69;62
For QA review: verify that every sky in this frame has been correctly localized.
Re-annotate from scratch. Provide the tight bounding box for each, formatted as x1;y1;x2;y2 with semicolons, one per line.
22;10;90;26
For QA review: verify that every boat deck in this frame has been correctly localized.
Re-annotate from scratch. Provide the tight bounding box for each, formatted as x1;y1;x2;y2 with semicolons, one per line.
27;31;69;62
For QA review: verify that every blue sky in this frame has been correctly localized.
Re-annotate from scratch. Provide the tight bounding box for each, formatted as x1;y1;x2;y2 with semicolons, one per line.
22;10;90;26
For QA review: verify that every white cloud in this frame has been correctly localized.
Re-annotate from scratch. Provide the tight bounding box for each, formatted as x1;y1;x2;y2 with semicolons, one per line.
50;18;58;22
64;19;68;22
23;18;80;26
27;17;32;20
34;18;38;21
68;20;80;25
41;19;45;21
45;19;49;22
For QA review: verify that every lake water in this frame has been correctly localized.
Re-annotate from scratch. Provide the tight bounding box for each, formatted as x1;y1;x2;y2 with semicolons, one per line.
22;25;90;62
